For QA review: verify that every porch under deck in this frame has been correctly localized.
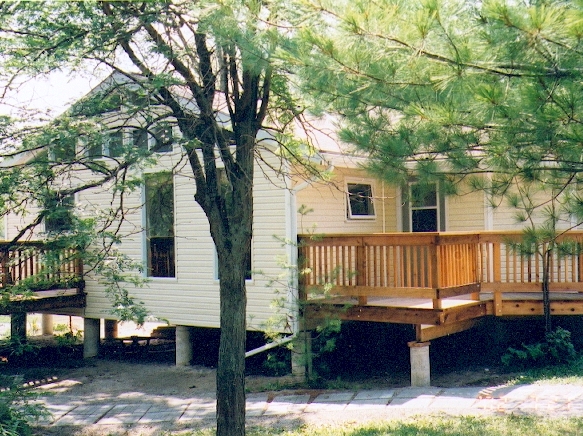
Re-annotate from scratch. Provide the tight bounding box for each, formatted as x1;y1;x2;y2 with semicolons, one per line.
299;231;583;342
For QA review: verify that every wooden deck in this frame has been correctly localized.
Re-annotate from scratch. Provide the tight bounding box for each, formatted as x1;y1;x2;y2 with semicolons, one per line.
0;242;85;315
298;231;583;341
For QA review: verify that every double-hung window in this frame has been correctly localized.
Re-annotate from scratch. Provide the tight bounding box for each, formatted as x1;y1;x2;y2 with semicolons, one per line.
145;173;175;278
405;182;446;232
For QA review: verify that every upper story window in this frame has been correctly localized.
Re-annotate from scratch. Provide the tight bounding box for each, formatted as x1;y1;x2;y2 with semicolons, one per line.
44;195;75;234
151;125;173;153
132;128;149;151
346;182;376;220
88;125;174;159
88;130;124;160
145;172;175;278
49;141;76;162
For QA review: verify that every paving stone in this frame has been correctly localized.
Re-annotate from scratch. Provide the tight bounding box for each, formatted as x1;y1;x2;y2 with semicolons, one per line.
263;394;310;415
312;392;354;403
139;405;187;423
354;390;395;401
246;395;269;417
98;403;151;424
247;393;269;402
53;404;113;426
38;404;76;424
493;385;540;400
178;402;216;421
440;387;485;399
389;394;436;409
34;383;583;428
394;387;442;398
345;398;390;410
304;402;347;413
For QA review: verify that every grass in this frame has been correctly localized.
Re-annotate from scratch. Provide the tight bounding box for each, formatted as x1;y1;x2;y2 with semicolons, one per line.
164;416;583;435
505;355;583;386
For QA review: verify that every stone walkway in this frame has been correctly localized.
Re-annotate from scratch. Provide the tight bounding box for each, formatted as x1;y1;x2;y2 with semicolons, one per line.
38;383;583;428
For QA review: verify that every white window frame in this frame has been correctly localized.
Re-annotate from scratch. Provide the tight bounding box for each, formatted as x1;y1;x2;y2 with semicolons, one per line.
142;171;177;279
346;180;376;220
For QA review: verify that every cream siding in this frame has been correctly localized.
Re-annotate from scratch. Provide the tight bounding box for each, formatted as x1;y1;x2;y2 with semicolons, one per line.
489;188;574;231
446;189;486;231
81;148;291;331
295;167;397;234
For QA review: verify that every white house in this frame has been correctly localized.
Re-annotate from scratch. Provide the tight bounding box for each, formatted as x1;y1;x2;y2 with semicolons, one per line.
5;73;583;386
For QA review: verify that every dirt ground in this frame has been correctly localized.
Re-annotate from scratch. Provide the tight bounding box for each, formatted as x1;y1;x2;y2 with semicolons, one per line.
1;317;519;399
13;352;513;399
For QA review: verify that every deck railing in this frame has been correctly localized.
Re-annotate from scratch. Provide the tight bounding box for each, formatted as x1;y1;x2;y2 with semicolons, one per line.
0;241;83;291
298;231;583;306
478;231;583;293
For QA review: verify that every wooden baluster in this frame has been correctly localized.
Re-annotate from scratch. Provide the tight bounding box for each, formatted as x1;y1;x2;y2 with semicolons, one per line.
357;238;367;305
431;236;441;310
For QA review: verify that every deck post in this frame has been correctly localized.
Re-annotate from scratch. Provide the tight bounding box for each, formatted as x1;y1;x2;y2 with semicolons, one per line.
175;325;193;366
104;319;118;339
41;314;53;335
291;331;313;379
10;313;26;341
408;341;431;387
83;318;101;358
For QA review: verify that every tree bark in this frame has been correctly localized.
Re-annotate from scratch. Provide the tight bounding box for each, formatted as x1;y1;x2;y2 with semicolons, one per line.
542;250;552;334
216;249;247;436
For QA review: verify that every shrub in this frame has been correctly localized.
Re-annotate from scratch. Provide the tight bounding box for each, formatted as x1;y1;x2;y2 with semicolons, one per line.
0;374;48;436
502;327;577;369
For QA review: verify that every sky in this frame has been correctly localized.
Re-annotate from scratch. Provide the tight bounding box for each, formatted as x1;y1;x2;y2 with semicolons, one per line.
0;67;109;120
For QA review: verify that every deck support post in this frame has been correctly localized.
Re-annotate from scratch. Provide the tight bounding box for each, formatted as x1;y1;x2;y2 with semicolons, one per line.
10;313;26;341
291;331;313;379
175;325;193;366
408;341;431;387
104;320;118;339
83;318;100;358
41;314;53;335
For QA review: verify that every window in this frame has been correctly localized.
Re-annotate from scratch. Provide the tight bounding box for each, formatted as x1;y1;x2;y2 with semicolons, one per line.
87;130;124;159
152;125;173;153
89;125;172;159
405;182;445;232
49;141;76;162
145;173;175;277
108;131;124;158
132;128;149;151
346;182;375;219
87;141;104;160
45;195;75;233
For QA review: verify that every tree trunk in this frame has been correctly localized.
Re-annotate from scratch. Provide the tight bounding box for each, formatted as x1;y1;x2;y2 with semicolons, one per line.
216;250;247;436
542;250;552;334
